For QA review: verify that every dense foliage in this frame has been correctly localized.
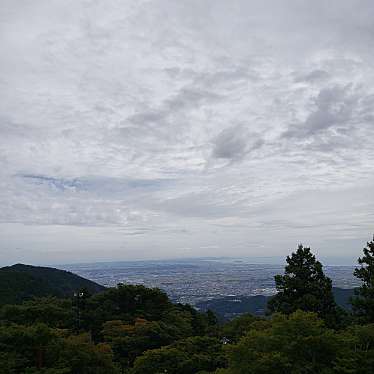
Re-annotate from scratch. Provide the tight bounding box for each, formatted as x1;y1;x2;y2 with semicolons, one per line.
1;237;374;373
218;311;374;374
351;237;374;323
0;284;222;373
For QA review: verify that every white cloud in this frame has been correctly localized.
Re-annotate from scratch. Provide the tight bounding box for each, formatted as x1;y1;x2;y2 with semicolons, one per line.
0;0;374;264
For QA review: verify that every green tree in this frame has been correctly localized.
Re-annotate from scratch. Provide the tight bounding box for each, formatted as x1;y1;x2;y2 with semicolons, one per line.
102;318;177;368
220;314;261;342
0;323;60;370
351;236;374;323
332;323;374;373
224;311;340;374
131;336;226;374
132;347;187;374
174;303;211;336
85;284;172;340
268;244;340;326
0;297;74;329
206;309;218;327
58;333;118;374
0;324;118;373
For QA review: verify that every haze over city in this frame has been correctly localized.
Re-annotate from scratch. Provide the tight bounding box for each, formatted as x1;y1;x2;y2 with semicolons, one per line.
1;0;373;265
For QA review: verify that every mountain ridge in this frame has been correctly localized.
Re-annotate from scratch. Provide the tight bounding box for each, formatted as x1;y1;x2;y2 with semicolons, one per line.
196;287;356;320
0;263;106;305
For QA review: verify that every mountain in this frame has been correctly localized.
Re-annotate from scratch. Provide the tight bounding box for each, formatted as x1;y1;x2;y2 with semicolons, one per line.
196;287;355;320
0;263;106;305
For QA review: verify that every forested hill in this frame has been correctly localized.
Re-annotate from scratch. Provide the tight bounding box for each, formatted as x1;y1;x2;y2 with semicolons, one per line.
0;263;106;305
197;287;355;320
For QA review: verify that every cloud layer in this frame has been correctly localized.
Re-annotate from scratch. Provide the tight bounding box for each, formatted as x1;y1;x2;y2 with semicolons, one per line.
0;0;373;264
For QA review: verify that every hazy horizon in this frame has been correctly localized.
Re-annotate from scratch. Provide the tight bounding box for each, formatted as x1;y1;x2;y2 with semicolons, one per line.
1;1;374;264
1;253;361;268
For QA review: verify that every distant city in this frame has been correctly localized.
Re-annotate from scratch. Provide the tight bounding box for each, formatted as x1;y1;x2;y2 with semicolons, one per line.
60;258;361;306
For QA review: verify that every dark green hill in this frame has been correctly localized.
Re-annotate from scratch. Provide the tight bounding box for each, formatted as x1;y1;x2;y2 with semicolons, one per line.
332;287;355;310
0;263;106;305
196;287;355;320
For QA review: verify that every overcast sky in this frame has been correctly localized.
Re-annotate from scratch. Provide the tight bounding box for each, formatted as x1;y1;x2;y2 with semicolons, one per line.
1;0;373;265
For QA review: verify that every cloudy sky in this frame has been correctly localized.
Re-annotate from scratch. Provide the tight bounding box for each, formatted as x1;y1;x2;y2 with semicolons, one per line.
1;0;373;265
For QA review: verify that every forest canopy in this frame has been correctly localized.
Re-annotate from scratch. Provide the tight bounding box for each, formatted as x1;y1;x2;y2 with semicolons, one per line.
1;237;374;373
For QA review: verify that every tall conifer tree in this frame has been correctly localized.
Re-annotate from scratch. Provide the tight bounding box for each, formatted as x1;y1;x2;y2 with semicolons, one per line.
351;236;374;323
268;244;339;326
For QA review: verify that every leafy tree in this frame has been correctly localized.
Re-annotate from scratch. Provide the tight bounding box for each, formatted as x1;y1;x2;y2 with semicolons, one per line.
268;244;340;326
219;315;374;374
0;323;60;370
206;309;218;326
102;306;215;370
351;236;374;323
132;336;226;374
161;307;195;337
220;314;261;342
58;333;118;374
0;297;74;329
84;284;172;339
224;311;340;374
332;323;374;374
0;324;118;373
0;351;28;373
102;318;177;368
173;303;211;335
132;346;187;374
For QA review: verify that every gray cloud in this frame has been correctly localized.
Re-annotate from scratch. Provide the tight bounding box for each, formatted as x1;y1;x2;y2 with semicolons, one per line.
294;70;330;83
283;85;362;139
212;125;263;160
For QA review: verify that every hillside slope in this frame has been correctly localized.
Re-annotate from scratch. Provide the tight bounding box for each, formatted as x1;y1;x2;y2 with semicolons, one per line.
0;263;106;305
197;287;355;320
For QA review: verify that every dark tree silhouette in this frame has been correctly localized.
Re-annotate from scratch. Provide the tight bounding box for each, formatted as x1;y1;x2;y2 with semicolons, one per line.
351;236;374;323
268;244;339;326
